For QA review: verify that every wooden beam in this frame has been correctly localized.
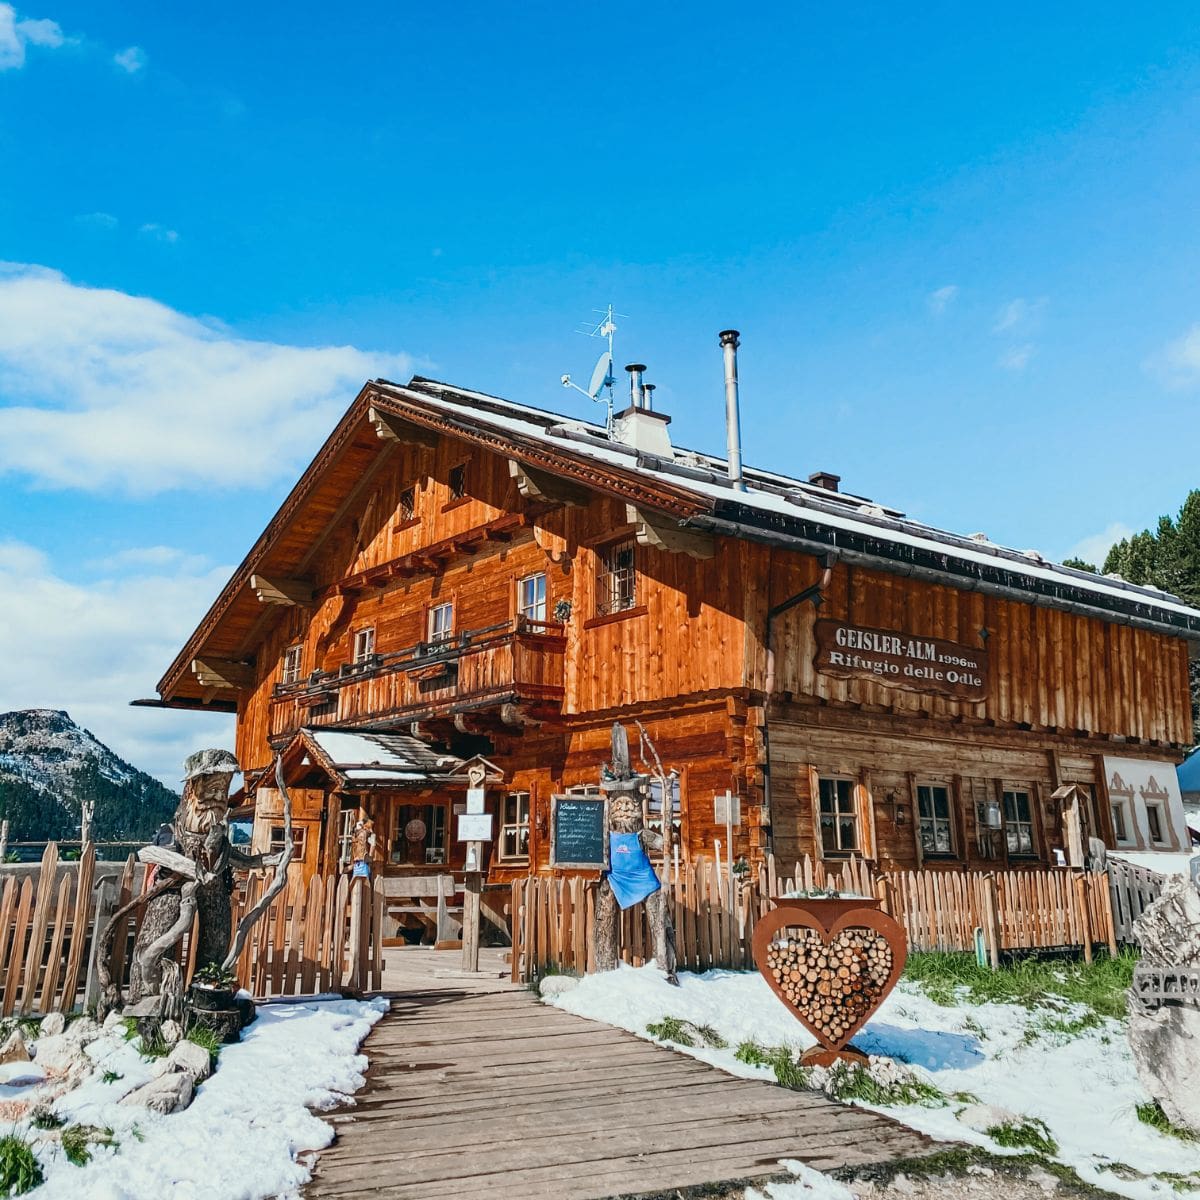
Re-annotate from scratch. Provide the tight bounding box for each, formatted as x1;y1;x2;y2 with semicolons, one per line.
368;406;439;448
249;574;315;606
508;459;590;507
192;657;254;690
626;504;715;559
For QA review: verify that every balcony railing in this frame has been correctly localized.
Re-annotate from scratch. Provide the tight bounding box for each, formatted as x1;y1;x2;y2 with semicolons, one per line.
269;617;565;738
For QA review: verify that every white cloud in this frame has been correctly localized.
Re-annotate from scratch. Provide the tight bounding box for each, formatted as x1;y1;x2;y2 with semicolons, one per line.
927;285;958;315
0;539;235;786
138;222;178;243
0;262;410;494
1064;522;1134;569
76;211;118;230
1147;324;1200;388
0;4;65;70
113;44;144;73
992;296;1047;334
998;343;1034;372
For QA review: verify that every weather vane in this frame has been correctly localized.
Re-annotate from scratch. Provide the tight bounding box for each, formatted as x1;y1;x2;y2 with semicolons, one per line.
560;303;623;432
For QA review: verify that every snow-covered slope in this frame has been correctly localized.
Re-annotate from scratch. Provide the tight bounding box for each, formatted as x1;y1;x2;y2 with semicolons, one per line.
0;709;178;841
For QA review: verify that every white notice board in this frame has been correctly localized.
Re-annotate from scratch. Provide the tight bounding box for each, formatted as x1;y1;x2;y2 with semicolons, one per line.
457;813;493;842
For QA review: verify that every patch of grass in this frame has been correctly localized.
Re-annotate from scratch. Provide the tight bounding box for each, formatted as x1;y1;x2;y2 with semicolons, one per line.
645;1016;727;1049
185;1022;223;1066
60;1125;113;1169
987;1117;1060;1155
1136;1100;1199;1142
100;1070;123;1085
121;1018;139;1042
823;1060;947;1108
904;950;1136;1019
28;1108;63;1131
830;1146;1124;1198
0;1133;43;1196
733;1041;811;1090
1154;1171;1200;1192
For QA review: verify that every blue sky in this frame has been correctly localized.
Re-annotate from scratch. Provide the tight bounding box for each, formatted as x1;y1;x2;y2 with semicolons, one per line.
3;2;1200;782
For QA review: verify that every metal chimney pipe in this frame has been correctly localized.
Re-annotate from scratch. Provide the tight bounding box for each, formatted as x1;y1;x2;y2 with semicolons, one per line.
719;330;745;491
625;363;647;409
643;383;656;411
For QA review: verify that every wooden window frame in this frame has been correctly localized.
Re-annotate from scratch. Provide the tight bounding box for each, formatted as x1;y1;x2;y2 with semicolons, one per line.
441;462;469;511
427;600;454;644
397;484;418;528
592;538;639;619
280;643;303;686
1001;788;1038;858
269;824;306;860
498;791;531;863
352;626;376;664
1110;799;1134;846
915;781;956;860
516;572;548;624
815;773;861;859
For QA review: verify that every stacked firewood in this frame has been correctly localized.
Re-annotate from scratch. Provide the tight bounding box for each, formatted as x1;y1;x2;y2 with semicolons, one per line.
765;927;894;1042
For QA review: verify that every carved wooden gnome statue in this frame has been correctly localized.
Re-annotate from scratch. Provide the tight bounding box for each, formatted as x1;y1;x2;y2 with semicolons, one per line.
592;723;678;984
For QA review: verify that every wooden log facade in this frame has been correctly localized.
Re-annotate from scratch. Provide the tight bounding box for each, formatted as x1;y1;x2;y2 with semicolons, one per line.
149;373;1200;940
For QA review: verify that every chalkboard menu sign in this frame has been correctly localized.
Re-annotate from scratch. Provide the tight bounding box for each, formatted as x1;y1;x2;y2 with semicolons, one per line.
549;795;609;870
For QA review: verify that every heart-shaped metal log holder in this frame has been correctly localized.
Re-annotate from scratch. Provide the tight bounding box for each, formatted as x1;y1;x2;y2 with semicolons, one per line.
752;899;907;1066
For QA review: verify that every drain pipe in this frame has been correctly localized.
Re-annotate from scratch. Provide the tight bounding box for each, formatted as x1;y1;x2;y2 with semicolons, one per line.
760;553;836;846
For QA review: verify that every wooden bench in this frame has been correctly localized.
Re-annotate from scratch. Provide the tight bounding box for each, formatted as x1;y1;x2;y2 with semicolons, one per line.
380;874;462;948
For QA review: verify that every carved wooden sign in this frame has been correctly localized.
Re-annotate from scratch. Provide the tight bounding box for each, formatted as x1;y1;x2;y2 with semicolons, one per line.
813;619;988;701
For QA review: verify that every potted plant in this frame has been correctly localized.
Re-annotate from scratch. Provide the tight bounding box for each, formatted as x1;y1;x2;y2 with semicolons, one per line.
189;962;238;1011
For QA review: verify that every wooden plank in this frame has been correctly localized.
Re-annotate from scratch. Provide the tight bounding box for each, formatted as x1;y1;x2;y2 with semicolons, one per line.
18;843;58;1014
3;878;34;1016
59;846;95;1013
40;873;72;1013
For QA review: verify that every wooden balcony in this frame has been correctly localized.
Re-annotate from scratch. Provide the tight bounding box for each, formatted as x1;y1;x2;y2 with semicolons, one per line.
269;617;565;741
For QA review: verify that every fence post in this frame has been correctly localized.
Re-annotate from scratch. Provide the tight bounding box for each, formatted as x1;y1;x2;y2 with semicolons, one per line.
982;875;1000;969
1074;873;1093;964
0;820;8;862
346;878;364;992
83;878;114;1012
1101;872;1118;958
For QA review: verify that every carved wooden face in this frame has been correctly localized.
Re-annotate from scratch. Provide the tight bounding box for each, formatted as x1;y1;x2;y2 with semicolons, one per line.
184;772;234;830
608;794;642;833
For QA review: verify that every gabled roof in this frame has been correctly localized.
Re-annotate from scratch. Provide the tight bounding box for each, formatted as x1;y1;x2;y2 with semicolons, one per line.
152;372;1200;709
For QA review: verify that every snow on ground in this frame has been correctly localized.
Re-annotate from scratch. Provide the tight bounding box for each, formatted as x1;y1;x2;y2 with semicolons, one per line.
746;1159;857;1200
22;996;386;1200
547;965;1200;1200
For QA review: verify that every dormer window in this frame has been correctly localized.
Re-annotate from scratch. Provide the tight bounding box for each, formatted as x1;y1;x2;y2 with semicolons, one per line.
352;627;376;663
448;464;467;501
281;644;303;685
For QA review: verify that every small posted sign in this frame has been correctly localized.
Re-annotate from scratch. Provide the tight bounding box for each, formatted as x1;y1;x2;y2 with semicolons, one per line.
457;813;493;842
465;787;486;815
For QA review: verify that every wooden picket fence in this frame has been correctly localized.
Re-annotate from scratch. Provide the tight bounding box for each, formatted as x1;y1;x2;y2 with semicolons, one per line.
0;843;384;1014
510;853;1121;982
1107;858;1167;945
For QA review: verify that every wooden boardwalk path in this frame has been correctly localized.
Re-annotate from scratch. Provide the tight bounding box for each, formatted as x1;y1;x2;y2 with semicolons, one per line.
307;981;935;1200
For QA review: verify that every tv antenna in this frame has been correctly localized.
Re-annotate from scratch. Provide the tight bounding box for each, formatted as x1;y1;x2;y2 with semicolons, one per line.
560;304;622;432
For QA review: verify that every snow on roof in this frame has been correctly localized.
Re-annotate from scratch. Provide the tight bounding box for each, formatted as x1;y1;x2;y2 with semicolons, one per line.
382;377;1200;634
306;729;462;780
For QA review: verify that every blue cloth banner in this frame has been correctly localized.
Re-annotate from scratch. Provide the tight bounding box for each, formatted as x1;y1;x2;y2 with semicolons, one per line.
606;831;662;909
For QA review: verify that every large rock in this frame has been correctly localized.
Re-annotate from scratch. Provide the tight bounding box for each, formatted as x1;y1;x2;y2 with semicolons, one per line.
120;1070;194;1115
32;1033;85;1076
39;1013;65;1038
152;1039;211;1085
1133;874;1200;965
1128;1003;1200;1133
0;1030;30;1065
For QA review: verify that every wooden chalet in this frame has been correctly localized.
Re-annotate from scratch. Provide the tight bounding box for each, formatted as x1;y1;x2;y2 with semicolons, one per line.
146;347;1200;940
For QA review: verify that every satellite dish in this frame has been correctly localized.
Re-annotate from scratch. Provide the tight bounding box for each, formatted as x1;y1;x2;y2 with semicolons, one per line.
587;351;614;399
